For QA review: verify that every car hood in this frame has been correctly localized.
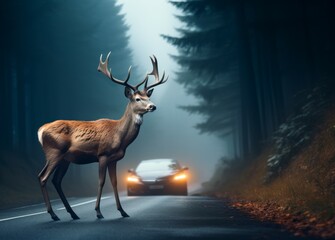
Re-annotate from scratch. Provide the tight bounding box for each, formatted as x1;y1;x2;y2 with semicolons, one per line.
136;170;177;181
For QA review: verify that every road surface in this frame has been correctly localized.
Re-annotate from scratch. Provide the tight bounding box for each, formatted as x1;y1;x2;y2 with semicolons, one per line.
0;194;313;240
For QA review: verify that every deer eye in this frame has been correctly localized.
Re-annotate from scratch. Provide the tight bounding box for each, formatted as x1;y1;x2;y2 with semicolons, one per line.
135;98;141;102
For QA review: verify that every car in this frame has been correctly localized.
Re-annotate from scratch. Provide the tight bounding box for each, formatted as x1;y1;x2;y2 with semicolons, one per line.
126;158;188;196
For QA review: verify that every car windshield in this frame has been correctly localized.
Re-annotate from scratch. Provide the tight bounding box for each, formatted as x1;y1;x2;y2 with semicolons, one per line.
136;159;180;172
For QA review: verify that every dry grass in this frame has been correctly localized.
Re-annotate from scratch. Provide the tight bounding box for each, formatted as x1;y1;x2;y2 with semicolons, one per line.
216;103;335;220
209;104;335;238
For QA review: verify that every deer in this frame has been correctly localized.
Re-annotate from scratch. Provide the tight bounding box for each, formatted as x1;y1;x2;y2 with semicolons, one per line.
37;52;167;221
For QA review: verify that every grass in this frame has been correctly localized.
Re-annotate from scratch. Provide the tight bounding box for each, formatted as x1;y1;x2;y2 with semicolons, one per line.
207;102;335;221
202;103;335;238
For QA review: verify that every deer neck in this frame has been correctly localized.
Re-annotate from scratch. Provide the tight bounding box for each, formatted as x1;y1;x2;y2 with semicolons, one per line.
121;103;143;126
118;103;142;144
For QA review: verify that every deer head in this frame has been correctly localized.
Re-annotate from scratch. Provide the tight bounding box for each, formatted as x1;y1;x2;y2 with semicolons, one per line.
98;52;168;116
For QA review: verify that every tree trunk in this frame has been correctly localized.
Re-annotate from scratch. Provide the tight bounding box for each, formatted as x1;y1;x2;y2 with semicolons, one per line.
235;0;261;159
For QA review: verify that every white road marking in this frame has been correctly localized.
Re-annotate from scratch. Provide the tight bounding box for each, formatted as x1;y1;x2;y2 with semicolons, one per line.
56;196;112;210
13;199;61;210
0;211;47;222
0;196;113;222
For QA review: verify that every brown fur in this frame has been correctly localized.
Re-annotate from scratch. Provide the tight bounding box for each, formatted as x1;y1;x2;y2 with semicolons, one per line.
38;53;166;221
38;96;152;220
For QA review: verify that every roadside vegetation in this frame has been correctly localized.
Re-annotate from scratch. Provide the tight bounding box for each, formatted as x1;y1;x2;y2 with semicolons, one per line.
203;93;335;238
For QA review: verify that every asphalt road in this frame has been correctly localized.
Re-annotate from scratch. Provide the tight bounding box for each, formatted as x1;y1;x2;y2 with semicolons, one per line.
0;193;315;240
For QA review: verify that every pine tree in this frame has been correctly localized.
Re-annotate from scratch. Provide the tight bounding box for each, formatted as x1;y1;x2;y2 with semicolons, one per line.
164;0;335;161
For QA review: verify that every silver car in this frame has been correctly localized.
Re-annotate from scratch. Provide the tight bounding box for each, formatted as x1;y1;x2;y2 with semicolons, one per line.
126;159;188;196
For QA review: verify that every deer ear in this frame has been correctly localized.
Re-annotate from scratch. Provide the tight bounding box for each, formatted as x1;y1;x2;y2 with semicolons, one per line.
146;89;154;97
124;87;133;99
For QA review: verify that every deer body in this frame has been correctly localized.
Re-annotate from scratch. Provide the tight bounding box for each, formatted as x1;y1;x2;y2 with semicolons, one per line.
39;106;140;165
38;53;166;221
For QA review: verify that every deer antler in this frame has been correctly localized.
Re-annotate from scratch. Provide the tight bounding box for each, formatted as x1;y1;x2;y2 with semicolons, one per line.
98;52;167;93
144;55;168;92
98;52;145;92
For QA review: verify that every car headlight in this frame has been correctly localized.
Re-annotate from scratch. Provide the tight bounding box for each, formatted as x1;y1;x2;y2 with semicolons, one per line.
127;176;140;183
174;173;187;181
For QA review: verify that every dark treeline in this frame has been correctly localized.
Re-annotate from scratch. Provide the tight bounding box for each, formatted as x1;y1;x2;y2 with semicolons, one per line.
0;0;132;179
164;0;335;160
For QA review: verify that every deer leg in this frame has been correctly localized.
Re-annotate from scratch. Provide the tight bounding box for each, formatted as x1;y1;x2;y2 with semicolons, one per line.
52;160;79;220
108;161;129;217
95;158;108;219
38;161;60;221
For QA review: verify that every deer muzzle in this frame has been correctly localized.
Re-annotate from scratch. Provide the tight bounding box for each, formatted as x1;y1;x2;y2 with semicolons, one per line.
147;104;156;112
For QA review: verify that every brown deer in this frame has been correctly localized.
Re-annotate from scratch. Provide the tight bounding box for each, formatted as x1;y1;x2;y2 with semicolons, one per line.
37;52;167;221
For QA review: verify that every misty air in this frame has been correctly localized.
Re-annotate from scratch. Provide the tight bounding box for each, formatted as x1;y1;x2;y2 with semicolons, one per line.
1;0;335;239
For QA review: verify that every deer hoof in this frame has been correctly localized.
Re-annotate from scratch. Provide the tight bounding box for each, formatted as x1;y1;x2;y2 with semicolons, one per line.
97;213;104;219
49;210;60;221
71;213;80;220
120;211;129;218
51;215;60;221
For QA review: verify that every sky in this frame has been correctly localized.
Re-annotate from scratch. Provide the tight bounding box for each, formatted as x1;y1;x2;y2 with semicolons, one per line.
116;0;225;187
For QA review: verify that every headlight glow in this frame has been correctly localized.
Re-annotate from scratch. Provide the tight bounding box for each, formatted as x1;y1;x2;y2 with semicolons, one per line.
174;173;187;181
127;176;140;183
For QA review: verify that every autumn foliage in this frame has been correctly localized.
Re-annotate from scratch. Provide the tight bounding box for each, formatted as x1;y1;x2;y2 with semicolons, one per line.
230;201;335;238
205;99;335;238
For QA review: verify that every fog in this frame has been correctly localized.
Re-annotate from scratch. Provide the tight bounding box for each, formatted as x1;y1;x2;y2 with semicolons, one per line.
0;0;225;196
67;0;226;189
114;0;224;187
2;0;332;203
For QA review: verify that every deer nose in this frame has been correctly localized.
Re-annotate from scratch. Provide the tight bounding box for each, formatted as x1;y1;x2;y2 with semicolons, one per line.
148;104;156;111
